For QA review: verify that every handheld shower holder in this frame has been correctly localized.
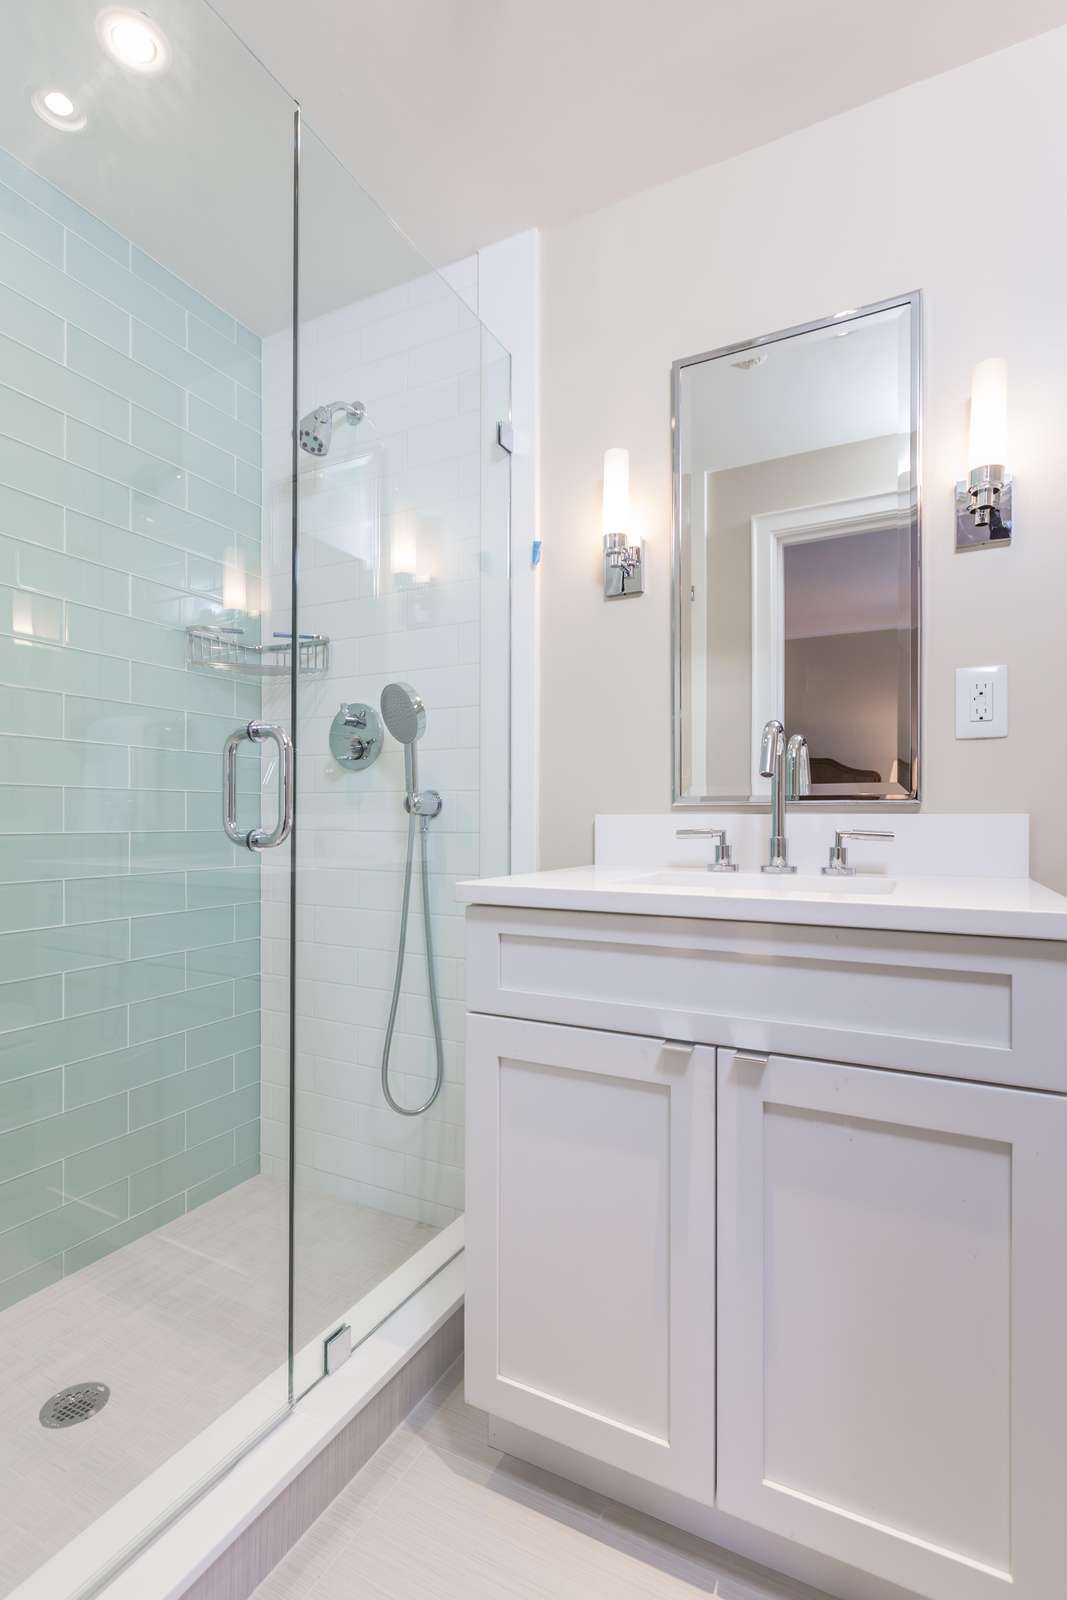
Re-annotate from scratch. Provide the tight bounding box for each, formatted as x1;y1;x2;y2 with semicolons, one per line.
407;789;443;818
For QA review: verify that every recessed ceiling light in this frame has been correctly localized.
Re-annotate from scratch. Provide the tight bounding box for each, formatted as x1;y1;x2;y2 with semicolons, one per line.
832;308;858;320
96;8;171;74
834;329;852;339
31;88;87;131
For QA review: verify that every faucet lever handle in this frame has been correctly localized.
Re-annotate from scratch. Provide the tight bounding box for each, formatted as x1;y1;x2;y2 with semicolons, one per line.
823;829;895;876
674;826;738;872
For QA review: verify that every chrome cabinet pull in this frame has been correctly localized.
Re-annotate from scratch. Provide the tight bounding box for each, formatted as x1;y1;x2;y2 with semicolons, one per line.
660;1040;695;1068
223;721;294;851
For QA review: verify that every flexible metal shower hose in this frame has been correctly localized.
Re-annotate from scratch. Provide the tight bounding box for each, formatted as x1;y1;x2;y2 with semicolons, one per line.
380;809;445;1116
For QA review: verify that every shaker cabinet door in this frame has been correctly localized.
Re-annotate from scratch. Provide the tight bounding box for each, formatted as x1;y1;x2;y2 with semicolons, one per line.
465;1013;716;1501
717;1048;1067;1600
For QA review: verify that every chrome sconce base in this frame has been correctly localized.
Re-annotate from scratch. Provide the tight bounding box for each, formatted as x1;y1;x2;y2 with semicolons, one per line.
603;532;645;598
956;466;1013;550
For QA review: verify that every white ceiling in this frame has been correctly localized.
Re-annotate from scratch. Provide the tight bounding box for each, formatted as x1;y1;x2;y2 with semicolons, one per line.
682;306;911;474
211;0;1067;265
6;1;1067;334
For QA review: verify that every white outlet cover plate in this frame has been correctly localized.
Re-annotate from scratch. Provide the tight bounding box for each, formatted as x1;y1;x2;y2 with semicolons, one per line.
956;664;1008;738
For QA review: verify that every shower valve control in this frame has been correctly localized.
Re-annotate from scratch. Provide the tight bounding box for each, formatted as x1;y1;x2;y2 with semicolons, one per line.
329;703;384;769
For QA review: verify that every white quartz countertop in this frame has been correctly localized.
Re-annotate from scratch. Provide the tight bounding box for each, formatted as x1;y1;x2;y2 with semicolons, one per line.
456;865;1067;941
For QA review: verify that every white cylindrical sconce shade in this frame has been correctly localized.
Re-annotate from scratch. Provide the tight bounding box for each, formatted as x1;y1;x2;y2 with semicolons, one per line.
602;447;630;535
968;358;1008;470
390;510;417;579
222;546;247;613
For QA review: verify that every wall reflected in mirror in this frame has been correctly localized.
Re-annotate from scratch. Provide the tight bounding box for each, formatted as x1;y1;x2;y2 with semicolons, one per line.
674;294;920;806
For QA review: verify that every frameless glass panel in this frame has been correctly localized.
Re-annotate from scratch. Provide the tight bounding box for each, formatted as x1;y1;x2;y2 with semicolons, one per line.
0;3;295;1594
674;295;919;805
286;125;510;1398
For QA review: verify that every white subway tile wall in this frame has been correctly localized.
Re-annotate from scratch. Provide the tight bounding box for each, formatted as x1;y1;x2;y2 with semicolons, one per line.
258;256;508;1230
0;150;263;1309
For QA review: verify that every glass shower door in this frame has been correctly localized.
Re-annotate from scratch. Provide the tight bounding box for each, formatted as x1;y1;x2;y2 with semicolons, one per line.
283;125;511;1395
0;3;297;1594
0;3;511;1589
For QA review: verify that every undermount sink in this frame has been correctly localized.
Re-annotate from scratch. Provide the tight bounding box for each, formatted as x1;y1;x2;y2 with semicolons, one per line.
639;869;898;896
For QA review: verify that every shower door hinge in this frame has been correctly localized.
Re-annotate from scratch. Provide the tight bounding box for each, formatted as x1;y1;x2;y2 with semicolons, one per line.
496;421;514;454
323;1323;353;1376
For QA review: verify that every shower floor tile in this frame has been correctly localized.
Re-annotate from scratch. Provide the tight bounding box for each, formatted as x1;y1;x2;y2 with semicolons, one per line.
252;1361;830;1600
0;1174;437;1597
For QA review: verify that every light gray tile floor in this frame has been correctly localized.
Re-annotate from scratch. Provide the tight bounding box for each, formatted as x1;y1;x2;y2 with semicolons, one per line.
252;1361;833;1600
0;1175;436;1595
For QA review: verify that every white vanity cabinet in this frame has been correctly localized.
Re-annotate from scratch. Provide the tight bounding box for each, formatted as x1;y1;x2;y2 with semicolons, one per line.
464;1013;717;1496
463;901;1067;1600
717;1047;1067;1600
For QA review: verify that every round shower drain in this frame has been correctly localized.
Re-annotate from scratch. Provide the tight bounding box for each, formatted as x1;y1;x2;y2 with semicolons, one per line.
39;1382;110;1429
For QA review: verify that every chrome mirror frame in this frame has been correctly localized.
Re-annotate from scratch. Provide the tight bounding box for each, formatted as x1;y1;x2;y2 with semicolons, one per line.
670;289;922;811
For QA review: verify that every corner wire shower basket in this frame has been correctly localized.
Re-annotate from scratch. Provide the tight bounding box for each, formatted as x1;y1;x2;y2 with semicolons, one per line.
186;625;329;676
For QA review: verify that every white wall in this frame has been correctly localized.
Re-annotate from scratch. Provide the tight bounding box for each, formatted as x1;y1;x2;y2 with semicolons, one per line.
538;27;1067;890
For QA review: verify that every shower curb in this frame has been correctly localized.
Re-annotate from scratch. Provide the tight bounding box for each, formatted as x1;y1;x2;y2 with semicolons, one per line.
90;1252;465;1600
181;1306;464;1600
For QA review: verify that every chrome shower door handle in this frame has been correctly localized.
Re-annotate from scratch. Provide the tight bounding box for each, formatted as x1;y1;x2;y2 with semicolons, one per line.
223;721;294;851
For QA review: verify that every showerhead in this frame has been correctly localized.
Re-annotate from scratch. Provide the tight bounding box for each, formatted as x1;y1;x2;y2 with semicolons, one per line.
298;399;366;457
381;682;440;818
380;682;426;746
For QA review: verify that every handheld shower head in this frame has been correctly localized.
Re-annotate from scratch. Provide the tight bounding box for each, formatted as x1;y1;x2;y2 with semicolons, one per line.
380;683;440;818
380;682;426;746
298;400;366;457
378;686;445;1118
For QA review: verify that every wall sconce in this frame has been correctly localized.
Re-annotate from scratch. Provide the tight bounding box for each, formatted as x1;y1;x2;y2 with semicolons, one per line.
222;546;248;614
602;447;644;597
956;358;1012;550
390;509;417;588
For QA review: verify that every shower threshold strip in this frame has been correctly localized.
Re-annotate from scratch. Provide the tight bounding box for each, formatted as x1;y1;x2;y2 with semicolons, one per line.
10;1219;465;1600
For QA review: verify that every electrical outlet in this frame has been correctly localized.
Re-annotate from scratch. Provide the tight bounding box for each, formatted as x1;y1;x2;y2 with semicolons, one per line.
971;677;994;722
956;665;1008;739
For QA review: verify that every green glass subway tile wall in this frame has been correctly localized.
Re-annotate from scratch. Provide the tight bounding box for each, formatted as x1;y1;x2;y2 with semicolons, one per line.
0;146;264;1310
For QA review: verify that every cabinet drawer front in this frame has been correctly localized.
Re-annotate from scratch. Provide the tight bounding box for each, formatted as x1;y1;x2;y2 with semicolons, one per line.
467;906;1067;1090
465;1014;716;1500
717;1049;1067;1600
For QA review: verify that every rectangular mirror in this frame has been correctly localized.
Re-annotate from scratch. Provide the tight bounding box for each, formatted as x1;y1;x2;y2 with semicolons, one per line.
673;292;920;806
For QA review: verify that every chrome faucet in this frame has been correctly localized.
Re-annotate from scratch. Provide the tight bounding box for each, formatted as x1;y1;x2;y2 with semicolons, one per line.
785;732;810;801
759;720;808;873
